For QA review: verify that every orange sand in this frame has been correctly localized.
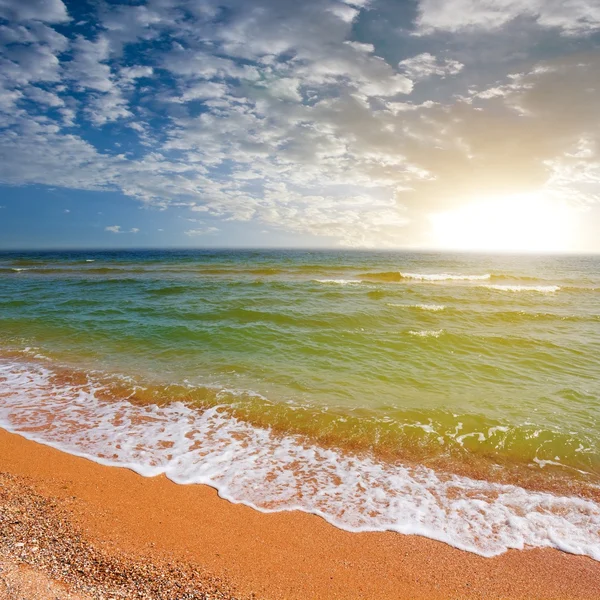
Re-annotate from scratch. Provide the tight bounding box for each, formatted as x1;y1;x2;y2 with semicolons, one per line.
1;428;599;599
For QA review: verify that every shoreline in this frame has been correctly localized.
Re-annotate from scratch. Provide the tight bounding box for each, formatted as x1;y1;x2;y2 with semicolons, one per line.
1;429;599;599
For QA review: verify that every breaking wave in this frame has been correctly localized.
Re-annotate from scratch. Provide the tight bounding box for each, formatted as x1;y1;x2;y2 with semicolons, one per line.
482;285;561;293
1;357;599;561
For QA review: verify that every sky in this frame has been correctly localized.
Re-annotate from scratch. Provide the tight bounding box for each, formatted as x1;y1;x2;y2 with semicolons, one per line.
1;0;600;251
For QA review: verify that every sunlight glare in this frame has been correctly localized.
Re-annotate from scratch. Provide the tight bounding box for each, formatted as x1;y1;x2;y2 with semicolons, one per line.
429;193;575;252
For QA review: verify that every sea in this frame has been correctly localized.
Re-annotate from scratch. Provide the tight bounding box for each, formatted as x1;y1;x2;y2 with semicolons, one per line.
1;249;599;559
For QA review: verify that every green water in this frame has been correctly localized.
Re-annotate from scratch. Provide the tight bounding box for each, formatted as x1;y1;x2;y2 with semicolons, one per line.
1;249;599;485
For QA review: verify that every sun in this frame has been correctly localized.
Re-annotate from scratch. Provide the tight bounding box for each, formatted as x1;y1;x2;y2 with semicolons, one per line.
429;192;575;253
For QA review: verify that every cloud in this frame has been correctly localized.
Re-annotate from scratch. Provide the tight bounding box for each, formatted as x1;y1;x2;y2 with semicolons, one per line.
0;0;598;248
0;0;69;24
105;225;139;234
416;0;600;35
185;226;219;236
2;41;63;85
67;35;113;92
25;86;65;107
399;53;463;81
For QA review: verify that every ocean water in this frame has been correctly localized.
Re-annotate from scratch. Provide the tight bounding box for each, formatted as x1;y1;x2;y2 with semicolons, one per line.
1;249;599;558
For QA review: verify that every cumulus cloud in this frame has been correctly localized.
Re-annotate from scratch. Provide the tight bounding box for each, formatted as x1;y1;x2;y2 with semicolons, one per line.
399;53;463;81
105;225;139;234
416;0;600;35
0;0;69;24
0;0;598;248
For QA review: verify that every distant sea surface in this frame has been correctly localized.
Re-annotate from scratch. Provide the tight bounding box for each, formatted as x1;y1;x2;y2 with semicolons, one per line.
1;249;599;558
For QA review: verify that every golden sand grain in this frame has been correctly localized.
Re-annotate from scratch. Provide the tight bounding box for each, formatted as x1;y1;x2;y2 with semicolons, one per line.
1;428;599;599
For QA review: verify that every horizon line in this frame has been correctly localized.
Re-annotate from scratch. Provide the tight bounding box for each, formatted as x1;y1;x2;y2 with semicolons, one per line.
1;246;599;257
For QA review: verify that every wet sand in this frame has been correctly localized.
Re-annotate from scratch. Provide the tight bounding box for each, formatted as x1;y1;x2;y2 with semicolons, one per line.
0;428;599;599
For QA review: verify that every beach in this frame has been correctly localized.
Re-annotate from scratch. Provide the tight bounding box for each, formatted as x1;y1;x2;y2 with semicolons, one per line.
1;250;600;597
3;0;600;591
1;428;599;600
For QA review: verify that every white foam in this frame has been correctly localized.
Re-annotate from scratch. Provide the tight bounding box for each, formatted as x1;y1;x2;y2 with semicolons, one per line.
314;279;363;285
414;304;446;311
408;329;444;338
401;272;490;281
387;304;446;311
482;285;560;293
0;358;599;561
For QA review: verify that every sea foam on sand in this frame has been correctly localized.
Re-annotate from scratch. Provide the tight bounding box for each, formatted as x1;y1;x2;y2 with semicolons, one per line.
1;358;599;561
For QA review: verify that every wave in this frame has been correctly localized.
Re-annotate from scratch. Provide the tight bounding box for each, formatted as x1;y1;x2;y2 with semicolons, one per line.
314;279;363;285
1;266;151;275
146;285;190;296
482;285;561;293
479;310;599;324
490;273;543;283
562;285;600;293
78;278;140;286
359;271;492;282
408;329;444;338
0;357;598;560
1;264;354;278
388;303;446;311
8;260;42;267
359;272;555;285
359;271;403;282
402;272;491;281
184;267;287;275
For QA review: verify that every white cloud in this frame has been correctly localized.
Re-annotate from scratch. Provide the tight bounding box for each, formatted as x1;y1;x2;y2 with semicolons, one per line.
105;225;139;234
162;46;260;82
266;78;303;102
416;0;600;35
327;3;359;23
185;226;219;236
344;41;375;53
0;0;599;249
67;35;113;92
0;0;69;24
2;43;62;84
26;86;64;107
171;81;228;103
399;53;463;81
86;90;132;126
119;65;153;84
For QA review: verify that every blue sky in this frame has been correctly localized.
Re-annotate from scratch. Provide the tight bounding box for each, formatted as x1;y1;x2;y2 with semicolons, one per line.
1;0;600;250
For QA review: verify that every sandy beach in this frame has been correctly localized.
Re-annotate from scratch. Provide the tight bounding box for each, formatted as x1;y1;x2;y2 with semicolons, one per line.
0;428;598;599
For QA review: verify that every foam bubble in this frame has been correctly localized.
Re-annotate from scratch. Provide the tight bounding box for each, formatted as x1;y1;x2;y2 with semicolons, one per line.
408;329;444;338
414;304;446;311
314;279;363;285
0;358;599;561
401;273;491;281
482;285;561;293
387;304;446;311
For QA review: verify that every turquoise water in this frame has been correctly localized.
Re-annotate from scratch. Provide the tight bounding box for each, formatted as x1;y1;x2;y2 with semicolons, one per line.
1;250;600;557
